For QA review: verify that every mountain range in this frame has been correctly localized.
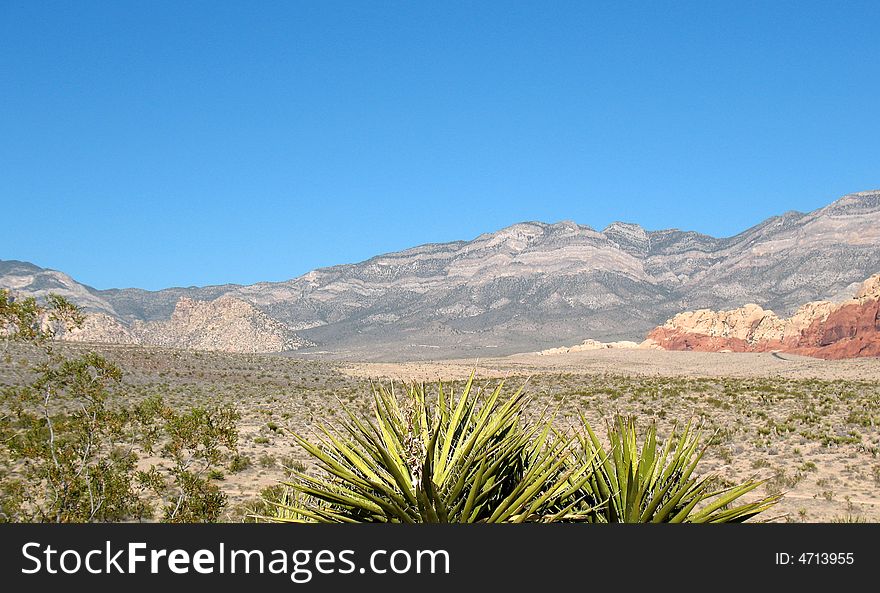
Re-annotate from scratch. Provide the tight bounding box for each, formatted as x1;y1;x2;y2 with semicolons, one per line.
2;189;879;359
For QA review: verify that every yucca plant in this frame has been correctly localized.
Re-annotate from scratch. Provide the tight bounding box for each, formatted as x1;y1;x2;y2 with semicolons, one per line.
575;415;780;523
258;375;597;523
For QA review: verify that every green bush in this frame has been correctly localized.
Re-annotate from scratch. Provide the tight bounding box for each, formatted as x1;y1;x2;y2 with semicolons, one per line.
229;453;252;473
0;290;239;523
258;375;595;523
258;377;780;524
574;416;780;523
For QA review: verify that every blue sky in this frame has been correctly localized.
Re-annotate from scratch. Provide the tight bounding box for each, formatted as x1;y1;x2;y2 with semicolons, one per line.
2;1;879;290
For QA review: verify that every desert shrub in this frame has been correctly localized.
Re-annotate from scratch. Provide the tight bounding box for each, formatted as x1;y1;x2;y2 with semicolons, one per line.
229;453;252;473
258;375;595;523
258;377;780;524
239;484;311;523
0;291;148;522
831;514;867;523
0;353;151;522
136;397;240;523
574;416;781;523
0;290;239;523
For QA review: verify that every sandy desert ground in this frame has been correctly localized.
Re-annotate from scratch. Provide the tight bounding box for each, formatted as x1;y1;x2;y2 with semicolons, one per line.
3;343;879;522
344;348;880;382
344;350;880;523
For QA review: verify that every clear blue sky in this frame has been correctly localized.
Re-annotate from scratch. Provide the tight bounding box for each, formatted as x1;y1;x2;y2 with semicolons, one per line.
2;1;879;290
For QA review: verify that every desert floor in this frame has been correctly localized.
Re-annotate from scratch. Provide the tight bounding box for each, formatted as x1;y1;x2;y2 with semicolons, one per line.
4;344;879;522
343;349;880;523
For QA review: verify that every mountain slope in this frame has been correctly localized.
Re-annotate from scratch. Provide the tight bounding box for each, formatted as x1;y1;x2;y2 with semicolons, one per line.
3;189;880;358
0;260;119;317
62;296;313;353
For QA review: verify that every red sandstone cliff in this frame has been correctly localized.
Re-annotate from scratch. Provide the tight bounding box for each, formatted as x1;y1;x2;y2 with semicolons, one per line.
644;274;880;359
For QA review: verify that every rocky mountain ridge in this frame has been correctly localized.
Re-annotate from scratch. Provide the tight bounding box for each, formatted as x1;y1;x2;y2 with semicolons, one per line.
62;296;313;353
3;189;880;358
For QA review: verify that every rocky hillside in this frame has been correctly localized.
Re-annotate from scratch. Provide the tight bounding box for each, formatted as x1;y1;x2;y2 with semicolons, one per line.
0;260;119;316
63;296;312;353
4;189;880;358
645;273;880;359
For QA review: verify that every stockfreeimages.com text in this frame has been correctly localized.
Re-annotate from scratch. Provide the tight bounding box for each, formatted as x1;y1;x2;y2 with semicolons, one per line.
21;541;450;583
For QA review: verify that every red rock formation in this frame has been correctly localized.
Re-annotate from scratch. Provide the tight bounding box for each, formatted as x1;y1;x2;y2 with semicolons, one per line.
644;274;880;360
793;298;880;358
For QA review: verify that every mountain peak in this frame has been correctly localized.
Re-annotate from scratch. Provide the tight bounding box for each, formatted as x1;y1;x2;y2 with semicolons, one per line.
822;189;880;215
601;221;649;254
0;259;47;275
602;221;645;234
551;219;584;230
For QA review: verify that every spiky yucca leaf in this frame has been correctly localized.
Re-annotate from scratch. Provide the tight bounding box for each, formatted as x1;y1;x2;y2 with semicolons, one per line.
261;375;597;523
575;416;780;523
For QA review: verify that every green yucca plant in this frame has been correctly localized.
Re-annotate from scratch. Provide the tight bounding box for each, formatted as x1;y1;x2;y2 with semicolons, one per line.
575;416;781;523
259;375;597;523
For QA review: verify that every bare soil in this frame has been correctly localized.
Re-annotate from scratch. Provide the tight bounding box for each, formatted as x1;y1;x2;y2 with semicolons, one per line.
3;343;878;522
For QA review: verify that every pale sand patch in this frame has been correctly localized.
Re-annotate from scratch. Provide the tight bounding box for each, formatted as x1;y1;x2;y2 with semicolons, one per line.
342;349;880;382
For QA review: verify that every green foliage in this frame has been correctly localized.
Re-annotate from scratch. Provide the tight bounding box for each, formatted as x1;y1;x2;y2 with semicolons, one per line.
259;375;599;523
575;416;781;523
2;290;788;524
0;291;239;523
260;378;781;524
0;293;148;522
229;453;252;473
1;290;44;344
136;396;240;523
1;289;84;348
239;484;310;523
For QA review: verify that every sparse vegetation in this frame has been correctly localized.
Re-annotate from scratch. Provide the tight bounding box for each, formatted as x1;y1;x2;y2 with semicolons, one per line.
229;453;252;473
0;291;239;523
